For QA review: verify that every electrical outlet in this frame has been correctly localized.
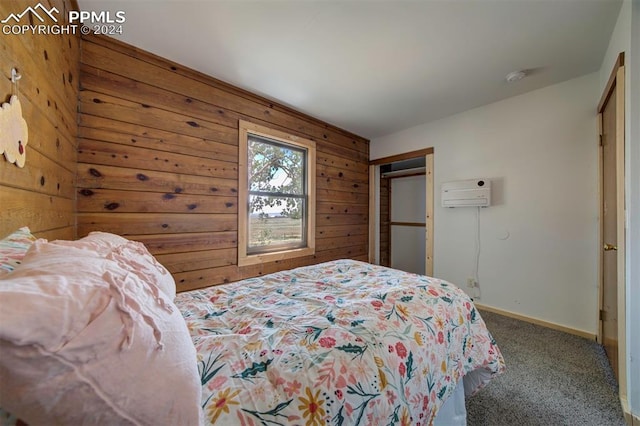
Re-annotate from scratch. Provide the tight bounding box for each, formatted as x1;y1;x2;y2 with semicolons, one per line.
467;278;476;288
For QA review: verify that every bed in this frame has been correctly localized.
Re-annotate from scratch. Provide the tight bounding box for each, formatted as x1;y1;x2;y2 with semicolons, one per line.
178;259;504;425
0;229;504;425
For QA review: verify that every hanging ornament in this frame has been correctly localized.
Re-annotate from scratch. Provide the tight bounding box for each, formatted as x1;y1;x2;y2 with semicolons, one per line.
1;69;28;168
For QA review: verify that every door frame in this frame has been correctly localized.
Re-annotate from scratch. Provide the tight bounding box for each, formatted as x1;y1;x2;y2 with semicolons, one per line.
369;148;434;276
597;52;626;408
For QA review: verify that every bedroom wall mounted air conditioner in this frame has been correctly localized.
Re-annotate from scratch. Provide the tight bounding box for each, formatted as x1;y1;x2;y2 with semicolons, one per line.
441;179;491;207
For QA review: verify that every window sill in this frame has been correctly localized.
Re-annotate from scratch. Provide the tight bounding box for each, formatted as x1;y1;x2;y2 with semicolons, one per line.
238;246;315;267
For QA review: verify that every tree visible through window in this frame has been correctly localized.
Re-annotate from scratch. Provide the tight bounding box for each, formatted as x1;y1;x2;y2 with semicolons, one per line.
238;121;316;266
248;135;306;253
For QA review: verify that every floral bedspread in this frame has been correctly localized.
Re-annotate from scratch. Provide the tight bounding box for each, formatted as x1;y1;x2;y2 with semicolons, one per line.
176;260;505;426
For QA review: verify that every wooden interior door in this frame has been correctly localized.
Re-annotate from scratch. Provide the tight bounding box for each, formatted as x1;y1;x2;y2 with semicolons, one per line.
598;53;625;387
601;86;618;379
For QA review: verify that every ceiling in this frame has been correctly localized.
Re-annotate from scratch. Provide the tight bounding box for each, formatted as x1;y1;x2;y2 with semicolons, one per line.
78;0;622;140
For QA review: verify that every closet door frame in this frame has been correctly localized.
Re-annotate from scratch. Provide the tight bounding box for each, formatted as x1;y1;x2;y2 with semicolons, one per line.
369;148;434;276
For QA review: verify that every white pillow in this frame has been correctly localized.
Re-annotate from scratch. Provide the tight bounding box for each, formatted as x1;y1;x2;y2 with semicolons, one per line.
0;239;202;425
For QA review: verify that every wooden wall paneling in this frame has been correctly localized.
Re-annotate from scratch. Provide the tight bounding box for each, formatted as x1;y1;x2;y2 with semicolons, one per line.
81;37;368;153
0;45;76;142
77;139;237;179
77;163;237;197
379;177;390;266
315;143;368;165
1;186;74;233
174;265;241;290
316;188;368;204
368;165;375;263
7;21;78;105
81;61;367;166
315;235;368;249
129;231;237;255
0;3;79;111
77;213;236;236
35;226;75;241
316;178;367;193
80;41;275;124
82;35;365;142
316;202;369;215
317;164;368;183
318;152;369;174
78;34;369;291
317;214;368;227
78;126;238;162
79;91;238;144
78;116;235;157
155;248;237;273
314;244;368;258
80;65;238;129
317;224;369;239
77;189;236;214
0;0;79;239
0;147;75;198
0;74;77;173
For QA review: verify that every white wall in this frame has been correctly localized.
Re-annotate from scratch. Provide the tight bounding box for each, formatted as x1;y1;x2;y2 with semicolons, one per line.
600;1;631;90
599;0;639;417
371;73;600;334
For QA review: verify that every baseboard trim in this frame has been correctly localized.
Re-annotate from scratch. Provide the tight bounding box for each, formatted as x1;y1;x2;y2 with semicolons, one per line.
621;396;632;425
620;396;639;425
621;396;630;425
474;303;597;341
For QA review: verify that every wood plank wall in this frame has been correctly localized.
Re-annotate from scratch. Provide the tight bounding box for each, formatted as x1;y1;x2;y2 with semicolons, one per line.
379;177;390;266
0;0;79;240
77;34;370;291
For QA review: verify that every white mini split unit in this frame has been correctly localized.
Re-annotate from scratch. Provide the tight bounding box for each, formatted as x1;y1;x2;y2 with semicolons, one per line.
441;179;491;208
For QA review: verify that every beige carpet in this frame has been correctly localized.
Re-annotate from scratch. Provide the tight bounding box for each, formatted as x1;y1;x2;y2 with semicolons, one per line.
466;310;625;426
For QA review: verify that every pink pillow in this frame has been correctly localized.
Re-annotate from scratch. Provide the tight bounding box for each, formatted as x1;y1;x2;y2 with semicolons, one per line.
0;227;36;276
0;240;202;425
50;232;176;300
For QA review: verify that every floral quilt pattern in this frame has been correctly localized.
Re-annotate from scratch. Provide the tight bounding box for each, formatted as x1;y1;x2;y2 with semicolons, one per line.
176;260;505;425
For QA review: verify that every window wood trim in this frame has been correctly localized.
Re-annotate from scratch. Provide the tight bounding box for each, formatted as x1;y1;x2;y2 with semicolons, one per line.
238;120;316;267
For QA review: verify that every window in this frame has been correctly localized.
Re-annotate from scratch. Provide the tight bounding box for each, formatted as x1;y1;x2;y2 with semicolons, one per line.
238;120;316;266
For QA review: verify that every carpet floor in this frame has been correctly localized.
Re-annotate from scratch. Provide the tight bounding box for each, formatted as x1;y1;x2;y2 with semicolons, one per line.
465;310;626;426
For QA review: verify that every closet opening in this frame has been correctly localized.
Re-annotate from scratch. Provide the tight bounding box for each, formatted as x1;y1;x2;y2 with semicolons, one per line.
369;148;434;276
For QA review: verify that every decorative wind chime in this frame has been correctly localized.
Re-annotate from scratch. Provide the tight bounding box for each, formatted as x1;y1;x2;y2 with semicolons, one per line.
1;68;28;168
